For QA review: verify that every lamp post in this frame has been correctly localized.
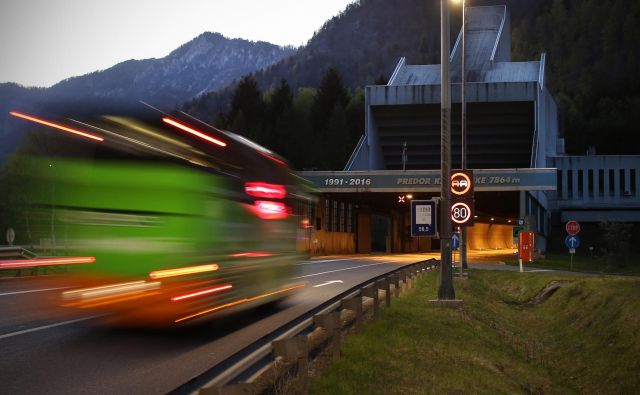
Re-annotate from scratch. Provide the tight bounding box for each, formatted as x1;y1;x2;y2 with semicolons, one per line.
438;0;455;300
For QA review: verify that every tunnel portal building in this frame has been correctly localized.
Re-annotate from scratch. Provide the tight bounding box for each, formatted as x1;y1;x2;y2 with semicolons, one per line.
299;5;640;256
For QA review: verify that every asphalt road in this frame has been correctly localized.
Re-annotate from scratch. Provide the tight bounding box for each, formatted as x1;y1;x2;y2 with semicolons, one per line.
0;254;430;395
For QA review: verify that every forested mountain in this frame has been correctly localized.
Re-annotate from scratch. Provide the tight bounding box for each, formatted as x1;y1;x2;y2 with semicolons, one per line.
185;0;639;170
0;33;293;163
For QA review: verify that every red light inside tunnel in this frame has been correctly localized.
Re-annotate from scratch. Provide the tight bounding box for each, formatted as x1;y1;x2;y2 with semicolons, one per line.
244;182;287;199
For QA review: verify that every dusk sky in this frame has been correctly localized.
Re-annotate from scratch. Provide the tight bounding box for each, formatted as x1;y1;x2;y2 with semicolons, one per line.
0;0;356;88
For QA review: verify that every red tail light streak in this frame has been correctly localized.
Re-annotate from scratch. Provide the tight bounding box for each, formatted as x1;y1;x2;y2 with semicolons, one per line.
9;111;104;142
149;264;219;279
258;151;287;166
0;256;95;269
171;284;232;302
244;182;287;199
162;117;227;147
253;201;288;220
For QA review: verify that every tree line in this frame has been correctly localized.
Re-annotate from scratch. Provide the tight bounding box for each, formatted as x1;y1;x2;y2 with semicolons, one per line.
214;67;371;170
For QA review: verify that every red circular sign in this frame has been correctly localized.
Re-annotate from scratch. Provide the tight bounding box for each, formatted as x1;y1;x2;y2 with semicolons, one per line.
566;221;580;235
451;201;472;224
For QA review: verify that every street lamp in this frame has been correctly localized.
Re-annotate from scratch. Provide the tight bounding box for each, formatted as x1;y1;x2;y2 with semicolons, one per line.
437;0;455;300
453;0;469;271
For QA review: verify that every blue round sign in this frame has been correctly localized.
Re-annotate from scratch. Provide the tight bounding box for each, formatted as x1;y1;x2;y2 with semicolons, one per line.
564;234;581;249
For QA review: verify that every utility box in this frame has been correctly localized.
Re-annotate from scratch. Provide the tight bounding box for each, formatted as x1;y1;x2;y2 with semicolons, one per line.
519;231;534;262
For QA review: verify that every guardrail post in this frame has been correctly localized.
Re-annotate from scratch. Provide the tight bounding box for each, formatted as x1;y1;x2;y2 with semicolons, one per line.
272;335;309;394
377;278;391;308
341;294;363;332
390;273;400;298
361;284;379;319
202;383;254;395
314;311;341;360
400;270;408;291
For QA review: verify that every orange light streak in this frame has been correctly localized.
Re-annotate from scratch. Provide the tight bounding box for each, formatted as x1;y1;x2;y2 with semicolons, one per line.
175;284;304;323
229;252;273;258
171;284;232;302
149;264;219;279
0;256;95;269
162;117;226;147
9;111;104;142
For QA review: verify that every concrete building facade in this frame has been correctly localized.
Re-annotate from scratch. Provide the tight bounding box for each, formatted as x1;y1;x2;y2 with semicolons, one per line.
301;5;640;255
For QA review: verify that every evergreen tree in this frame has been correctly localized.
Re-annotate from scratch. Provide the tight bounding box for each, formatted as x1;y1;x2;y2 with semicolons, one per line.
228;75;264;141
311;67;351;134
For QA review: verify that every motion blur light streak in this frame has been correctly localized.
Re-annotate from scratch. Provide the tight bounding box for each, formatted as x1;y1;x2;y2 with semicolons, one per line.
63;280;160;301
229;252;274;258
70;291;162;309
253;201;288;220
171;284;233;301
174;284;304;323
162;117;227;147
0;256;96;269
258;150;287;166
244;182;287;199
9;111;105;142
149;264;219;279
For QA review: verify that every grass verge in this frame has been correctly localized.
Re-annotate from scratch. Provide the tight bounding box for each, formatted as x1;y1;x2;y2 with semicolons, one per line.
505;252;640;275
310;269;640;394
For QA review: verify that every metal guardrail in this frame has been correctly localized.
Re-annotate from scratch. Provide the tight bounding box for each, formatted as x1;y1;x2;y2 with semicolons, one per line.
0;246;37;259
182;258;438;395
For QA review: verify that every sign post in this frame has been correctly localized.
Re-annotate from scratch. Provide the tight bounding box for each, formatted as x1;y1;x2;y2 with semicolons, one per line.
565;234;581;271
564;220;580;271
450;170;474;273
451;232;460;274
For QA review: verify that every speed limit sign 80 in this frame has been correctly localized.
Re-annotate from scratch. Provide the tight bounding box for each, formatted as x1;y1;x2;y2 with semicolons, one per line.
451;200;474;226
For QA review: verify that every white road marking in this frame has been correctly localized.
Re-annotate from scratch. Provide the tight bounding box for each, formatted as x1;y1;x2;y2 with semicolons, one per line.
297;258;359;265
527;269;553;272
293;262;393;279
0;315;102;340
313;280;344;288
0;287;70;297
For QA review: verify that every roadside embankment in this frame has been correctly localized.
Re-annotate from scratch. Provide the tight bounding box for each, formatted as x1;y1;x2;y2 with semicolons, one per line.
310;270;640;394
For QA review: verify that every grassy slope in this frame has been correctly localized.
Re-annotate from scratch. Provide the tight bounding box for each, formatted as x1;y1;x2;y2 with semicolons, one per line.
505;252;640;275
311;270;640;394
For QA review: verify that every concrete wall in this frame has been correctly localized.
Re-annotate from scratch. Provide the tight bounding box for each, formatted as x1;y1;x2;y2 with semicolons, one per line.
366;81;538;107
309;230;355;255
357;208;372;254
553;155;640;212
467;223;514;249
